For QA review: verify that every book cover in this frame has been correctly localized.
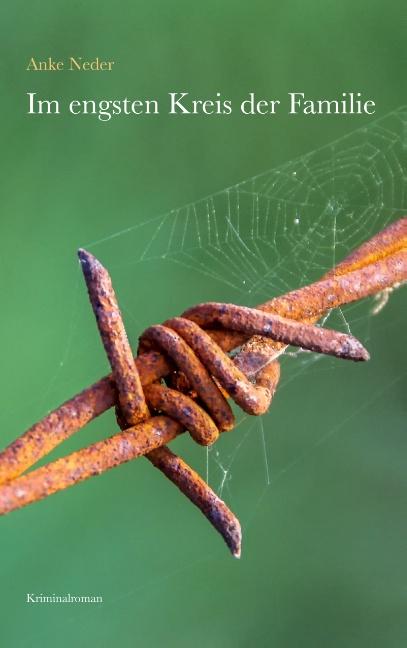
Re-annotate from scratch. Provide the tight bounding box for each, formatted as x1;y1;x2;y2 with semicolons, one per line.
1;2;406;646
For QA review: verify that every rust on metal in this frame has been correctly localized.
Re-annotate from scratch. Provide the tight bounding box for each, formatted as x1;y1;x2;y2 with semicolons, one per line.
147;446;242;558
79;249;150;426
0;350;170;485
0;220;405;486
80;248;241;556
234;223;407;378
182;304;369;362
140;323;234;433
0;217;405;556
0;416;181;515
144;383;219;446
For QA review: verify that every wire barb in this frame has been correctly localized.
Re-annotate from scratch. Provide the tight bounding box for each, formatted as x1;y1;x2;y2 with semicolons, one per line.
80;248;242;556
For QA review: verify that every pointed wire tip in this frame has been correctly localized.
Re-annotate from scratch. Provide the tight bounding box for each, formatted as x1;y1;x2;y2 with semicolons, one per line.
361;347;370;362
350;338;370;362
77;248;107;280
78;248;94;266
233;546;242;559
226;521;242;559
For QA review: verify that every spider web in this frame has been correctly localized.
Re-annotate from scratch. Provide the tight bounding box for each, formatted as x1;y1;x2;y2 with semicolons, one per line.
86;104;407;299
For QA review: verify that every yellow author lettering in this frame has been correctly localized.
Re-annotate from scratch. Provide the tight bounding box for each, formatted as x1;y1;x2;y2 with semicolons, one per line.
26;57;64;71
70;57;115;71
26;57;115;71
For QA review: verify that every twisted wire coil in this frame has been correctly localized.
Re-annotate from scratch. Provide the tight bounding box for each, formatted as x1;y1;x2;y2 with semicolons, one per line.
137;302;367;449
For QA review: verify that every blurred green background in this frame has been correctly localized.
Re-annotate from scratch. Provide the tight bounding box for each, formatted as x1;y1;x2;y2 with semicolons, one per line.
0;1;406;647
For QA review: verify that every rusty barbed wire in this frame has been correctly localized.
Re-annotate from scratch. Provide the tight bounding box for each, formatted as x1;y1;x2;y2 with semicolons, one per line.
79;248;368;555
0;217;406;556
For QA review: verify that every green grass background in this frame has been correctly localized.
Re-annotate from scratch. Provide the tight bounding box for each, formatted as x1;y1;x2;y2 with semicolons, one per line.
0;1;406;647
